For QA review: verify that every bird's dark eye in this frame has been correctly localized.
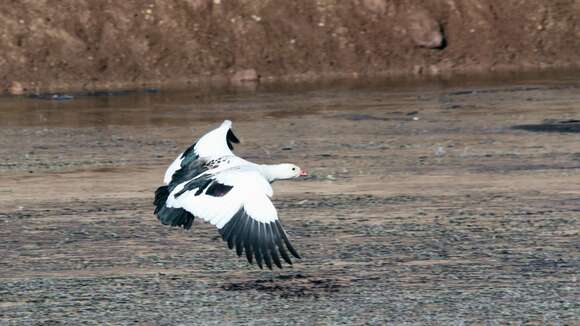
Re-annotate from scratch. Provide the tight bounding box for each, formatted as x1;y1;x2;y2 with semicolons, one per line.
292;168;296;171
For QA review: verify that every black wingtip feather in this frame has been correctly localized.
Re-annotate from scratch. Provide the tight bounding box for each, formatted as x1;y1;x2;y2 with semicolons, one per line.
271;222;293;265
255;245;264;269
235;215;252;258
154;185;195;229
242;220;254;264
259;223;273;270
217;208;300;269
276;221;301;259
227;129;240;143
244;237;254;264
226;129;240;150
267;224;283;269
254;222;265;269
156;206;195;230
154;186;170;208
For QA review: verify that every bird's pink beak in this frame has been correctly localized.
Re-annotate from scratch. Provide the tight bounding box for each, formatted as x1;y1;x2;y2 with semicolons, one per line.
299;169;308;176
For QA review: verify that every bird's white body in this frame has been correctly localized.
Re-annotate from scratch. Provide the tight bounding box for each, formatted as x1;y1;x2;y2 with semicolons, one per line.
154;120;305;269
167;167;276;227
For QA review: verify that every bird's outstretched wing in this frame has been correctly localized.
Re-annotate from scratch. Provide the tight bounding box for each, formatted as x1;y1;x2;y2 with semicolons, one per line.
163;120;240;184
156;120;240;231
163;168;301;269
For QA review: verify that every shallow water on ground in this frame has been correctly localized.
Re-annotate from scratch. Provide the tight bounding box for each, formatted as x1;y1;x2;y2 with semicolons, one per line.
1;72;579;129
0;74;579;325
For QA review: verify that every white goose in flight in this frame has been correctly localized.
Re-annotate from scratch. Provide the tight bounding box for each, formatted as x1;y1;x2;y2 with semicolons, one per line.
154;120;306;269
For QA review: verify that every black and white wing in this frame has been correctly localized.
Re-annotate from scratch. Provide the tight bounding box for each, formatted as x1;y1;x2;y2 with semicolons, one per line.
164;168;301;269
163;120;240;184
155;120;240;229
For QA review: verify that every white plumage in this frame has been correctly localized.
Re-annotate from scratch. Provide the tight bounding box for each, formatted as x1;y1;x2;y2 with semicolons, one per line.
154;120;306;269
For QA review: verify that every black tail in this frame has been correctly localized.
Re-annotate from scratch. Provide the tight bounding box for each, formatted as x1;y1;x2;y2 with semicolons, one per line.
154;186;195;229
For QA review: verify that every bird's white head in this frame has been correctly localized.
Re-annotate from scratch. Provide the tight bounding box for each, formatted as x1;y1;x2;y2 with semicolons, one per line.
262;163;307;182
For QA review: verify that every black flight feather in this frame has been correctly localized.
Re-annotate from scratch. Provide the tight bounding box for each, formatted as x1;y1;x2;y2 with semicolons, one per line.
206;181;233;197
154;186;170;213
260;223;273;270
253;221;264;269
271;223;293;265
244;235;254;264
267;223;283;268
154;185;195;229
276;221;301;259
217;208;299;269
226;129;240;150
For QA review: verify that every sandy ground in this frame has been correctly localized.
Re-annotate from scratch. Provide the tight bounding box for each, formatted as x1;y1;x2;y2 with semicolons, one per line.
0;76;579;324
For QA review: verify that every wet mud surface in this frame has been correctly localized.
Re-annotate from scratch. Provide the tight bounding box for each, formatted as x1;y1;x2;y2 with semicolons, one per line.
0;77;579;324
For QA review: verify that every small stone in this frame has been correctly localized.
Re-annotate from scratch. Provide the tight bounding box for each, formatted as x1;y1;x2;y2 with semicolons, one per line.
429;65;440;75
434;145;446;157
406;9;445;49
231;69;259;83
412;65;423;75
362;0;387;14
8;81;24;95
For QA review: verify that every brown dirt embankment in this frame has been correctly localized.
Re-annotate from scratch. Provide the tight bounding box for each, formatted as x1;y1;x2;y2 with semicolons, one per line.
1;0;580;92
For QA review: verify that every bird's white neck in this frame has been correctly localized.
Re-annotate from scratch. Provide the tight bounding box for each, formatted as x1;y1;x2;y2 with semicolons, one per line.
258;164;292;183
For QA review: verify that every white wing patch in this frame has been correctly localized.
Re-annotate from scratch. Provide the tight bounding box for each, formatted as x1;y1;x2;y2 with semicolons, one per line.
166;168;276;228
163;154;183;184
194;120;234;159
162;120;235;184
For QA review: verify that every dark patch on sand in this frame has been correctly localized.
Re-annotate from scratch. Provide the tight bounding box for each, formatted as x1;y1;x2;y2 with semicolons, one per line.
512;120;580;133
222;273;344;298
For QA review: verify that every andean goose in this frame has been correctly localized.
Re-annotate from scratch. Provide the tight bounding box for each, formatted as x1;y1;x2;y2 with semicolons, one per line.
154;120;306;269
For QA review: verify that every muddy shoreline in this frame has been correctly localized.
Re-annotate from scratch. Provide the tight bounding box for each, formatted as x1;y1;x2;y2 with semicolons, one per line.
1;77;579;324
